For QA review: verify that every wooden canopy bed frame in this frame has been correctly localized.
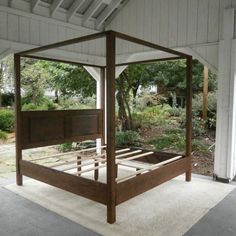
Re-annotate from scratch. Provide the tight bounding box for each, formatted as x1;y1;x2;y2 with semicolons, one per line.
14;30;192;224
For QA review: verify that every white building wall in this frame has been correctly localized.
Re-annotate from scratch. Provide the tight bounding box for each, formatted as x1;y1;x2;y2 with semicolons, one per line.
107;0;236;71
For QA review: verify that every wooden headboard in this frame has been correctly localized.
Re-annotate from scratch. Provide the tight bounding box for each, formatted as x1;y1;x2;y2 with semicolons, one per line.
20;109;103;149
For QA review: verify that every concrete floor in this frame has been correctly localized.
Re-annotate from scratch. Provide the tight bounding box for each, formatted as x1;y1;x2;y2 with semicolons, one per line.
1;172;236;236
185;188;236;236
0;188;99;236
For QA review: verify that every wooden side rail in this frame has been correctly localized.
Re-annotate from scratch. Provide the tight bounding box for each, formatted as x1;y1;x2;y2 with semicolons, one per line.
20;160;107;205
116;157;188;205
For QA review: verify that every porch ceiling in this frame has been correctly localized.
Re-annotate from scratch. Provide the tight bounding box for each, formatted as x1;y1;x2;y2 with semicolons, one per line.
2;0;128;30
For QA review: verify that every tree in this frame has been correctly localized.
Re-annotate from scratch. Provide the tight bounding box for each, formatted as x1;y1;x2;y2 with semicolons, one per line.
116;64;150;130
21;59;50;104
116;59;217;131
39;61;96;102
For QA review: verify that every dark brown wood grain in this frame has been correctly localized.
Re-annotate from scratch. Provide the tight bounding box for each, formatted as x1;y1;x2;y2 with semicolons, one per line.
15;30;193;224
14;54;23;186
116;157;188;205
20;160;107;204
185;57;193;181
21;109;103;149
106;32;117;224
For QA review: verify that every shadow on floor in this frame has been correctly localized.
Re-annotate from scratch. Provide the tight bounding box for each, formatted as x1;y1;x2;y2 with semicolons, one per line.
0;188;100;236
185;188;236;236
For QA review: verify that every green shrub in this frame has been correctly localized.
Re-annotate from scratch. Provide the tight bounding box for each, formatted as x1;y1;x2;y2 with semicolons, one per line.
133;105;173;128
192;92;217;129
22;99;58;111
149;133;210;153
0;130;8;141
116;130;142;147
0;109;15;132
149;133;185;151
2;92;14;106
179;114;206;137
135;93;167;111
58;143;73;152
169;107;184;117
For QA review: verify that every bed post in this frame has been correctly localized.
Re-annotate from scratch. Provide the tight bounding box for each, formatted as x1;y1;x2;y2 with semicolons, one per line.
106;32;116;223
185;56;192;182
14;54;23;186
100;67;106;146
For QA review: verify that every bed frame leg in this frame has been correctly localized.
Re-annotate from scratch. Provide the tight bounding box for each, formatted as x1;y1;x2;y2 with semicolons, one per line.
77;156;81;176
94;162;99;180
16;172;23;186
107;204;116;223
185;170;191;182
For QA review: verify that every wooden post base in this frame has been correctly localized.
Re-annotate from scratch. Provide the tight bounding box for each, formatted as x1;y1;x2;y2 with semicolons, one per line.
185;171;191;182
107;204;116;224
16;174;23;186
94;162;99;180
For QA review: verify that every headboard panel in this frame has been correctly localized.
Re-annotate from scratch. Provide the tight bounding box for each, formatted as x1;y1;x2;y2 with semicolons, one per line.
21;109;103;149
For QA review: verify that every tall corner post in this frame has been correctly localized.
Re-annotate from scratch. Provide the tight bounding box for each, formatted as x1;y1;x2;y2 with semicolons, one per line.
106;32;116;223
14;54;23;186
100;67;106;147
185;56;192;182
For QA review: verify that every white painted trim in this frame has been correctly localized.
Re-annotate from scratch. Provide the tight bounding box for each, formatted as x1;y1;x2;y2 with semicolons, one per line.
67;0;85;22
31;0;41;13
96;0;121;28
82;0;103;25
184;47;218;74
0;5;95;33
0;47;12;60
50;0;63;17
0;38;106;66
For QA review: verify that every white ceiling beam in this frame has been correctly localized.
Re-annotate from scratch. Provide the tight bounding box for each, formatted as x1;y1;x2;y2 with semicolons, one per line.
67;0;85;22
103;0;129;29
8;0;16;7
82;0;103;25
31;0;41;12
96;0;121;28
50;0;64;17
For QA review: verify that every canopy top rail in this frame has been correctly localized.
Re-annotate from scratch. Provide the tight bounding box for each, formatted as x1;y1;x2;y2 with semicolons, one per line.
16;30;191;67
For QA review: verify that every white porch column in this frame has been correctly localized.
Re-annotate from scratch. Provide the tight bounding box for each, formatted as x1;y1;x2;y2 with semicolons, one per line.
84;66;127;153
83;66;103;153
214;9;236;182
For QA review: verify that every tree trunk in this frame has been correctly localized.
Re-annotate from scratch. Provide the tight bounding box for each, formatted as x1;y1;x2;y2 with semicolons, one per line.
116;89;130;130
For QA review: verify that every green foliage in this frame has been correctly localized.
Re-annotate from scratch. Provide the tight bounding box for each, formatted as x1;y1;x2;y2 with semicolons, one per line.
133;105;173;128
0;130;7;141
58;143;73;152
0;109;15;132
39;61;96;99
168;107;184;117
58;96;96;110
21;58;50;105
192;92;217;129
149;130;210;153
192;117;206;137
146;59;217;96
149;132;185;151
116;130;142;147
22;98;58;111
1;92;14;106
134;93;167;111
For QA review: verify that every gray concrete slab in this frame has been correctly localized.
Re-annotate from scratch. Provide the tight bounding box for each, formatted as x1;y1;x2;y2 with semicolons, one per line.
185;188;236;236
0;188;100;236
